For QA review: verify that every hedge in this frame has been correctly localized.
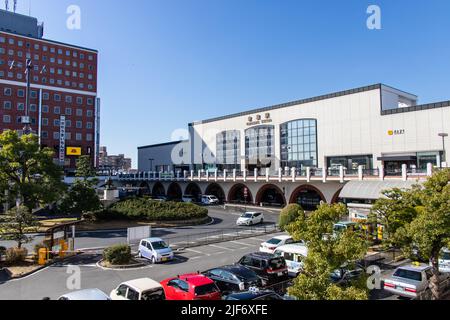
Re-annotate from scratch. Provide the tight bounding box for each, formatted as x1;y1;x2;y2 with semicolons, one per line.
279;204;305;231
103;244;132;265
85;198;208;222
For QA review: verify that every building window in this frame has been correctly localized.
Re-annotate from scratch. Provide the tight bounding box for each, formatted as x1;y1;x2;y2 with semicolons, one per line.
42;105;49;113
326;155;373;172
65;108;72;115
17;103;25;111
76;97;83;105
53;132;60;140
87;98;94;105
65;132;71;140
41;131;48;139
245;125;275;170
75;133;82;141
65;120;72;127
54;106;60;114
30;104;37;112
54;94;61;101
3;115;11;123
4;87;12;96
86;133;93;141
216;130;241;170
3;101;12;110
42;92;49;100
17;89;25;97
54;119;60;127
76;121;82;129
280;119;318;169
42;118;49;126
76;109;83;116
86;110;93;117
86;122;93;129
65;96;73;103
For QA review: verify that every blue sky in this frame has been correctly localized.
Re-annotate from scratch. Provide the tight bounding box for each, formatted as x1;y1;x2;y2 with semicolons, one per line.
14;0;450;167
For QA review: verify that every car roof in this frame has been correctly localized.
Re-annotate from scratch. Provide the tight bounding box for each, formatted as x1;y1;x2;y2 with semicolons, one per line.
59;289;110;300
335;221;356;226
244;252;277;260
121;278;162;292
243;212;261;215
141;238;164;243
275;244;308;255
212;265;251;273
226;290;279;300
178;273;213;286
397;264;431;272
266;235;292;241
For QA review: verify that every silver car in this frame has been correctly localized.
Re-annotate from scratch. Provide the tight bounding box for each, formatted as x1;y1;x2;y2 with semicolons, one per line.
383;264;433;299
58;288;111;300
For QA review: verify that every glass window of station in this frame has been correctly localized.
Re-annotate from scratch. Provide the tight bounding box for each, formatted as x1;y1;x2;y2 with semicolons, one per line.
216;130;241;171
327;155;373;171
245;125;275;171
280;119;317;169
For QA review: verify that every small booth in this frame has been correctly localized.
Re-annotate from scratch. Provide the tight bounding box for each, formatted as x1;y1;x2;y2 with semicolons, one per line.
39;221;81;265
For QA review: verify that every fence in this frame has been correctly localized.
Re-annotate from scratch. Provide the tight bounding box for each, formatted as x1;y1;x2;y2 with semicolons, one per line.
164;224;280;249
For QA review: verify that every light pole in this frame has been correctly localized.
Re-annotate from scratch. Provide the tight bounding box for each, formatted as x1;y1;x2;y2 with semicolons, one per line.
438;133;448;168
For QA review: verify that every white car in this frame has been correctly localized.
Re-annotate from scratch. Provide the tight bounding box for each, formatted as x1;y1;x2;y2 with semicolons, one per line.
110;278;165;300
383;264;435;299
236;212;264;226
201;195;220;205
58;289;110;300
274;244;308;277
260;235;297;254
430;248;450;273
138;238;174;263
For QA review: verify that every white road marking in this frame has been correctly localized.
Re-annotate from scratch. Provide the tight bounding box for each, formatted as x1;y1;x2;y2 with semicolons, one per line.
186;248;209;256
209;244;234;251
230;241;253;247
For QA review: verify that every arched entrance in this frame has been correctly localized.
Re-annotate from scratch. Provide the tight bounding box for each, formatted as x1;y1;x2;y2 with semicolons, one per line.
331;188;343;204
185;183;202;202
152;182;166;198
228;184;253;204
255;184;286;207
205;183;226;204
167;183;183;201
289;185;326;211
139;182;151;196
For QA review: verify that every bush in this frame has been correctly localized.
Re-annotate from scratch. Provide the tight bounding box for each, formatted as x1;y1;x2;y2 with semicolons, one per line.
5;247;28;265
279;204;305;231
93;198;209;222
103;244;132;265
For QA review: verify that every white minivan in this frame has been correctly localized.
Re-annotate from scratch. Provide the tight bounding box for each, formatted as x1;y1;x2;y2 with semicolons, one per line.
274;244;308;277
138;238;174;263
201;195;220;205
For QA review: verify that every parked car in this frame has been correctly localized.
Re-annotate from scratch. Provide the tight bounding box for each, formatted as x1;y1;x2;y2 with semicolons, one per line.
201;195;220;205
202;265;262;294
138;238;174;263
383;264;437;299
58;289;110;300
236;212;264;226
223;288;284;300
260;235;299;254
153;196;167;202
237;252;289;285
273;244;308;277
432;248;450;273
110;278;165;300
160;273;221;300
182;195;195;203
330;262;366;286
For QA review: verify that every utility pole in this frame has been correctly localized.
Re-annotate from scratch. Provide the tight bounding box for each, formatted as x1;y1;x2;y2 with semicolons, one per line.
22;59;33;135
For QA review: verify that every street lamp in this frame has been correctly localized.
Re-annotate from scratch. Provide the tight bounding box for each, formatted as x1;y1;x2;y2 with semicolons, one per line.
438;133;448;168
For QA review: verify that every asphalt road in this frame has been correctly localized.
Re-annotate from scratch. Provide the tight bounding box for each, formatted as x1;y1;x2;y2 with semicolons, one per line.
0;206;280;251
0;232;287;300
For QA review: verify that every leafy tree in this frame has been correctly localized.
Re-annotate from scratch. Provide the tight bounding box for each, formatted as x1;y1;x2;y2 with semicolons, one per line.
286;203;369;300
0;206;40;249
58;155;101;215
370;169;450;300
279;204;305;231
0;130;65;214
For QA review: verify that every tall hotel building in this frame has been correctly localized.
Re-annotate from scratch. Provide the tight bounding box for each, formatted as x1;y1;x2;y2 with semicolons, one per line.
0;9;100;172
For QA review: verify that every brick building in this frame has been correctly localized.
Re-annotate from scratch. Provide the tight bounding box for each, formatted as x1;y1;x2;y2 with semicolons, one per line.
0;9;100;172
99;146;132;172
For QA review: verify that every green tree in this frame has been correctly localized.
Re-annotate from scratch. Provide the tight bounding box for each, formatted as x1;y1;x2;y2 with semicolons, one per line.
0;130;65;214
279;204;305;231
0;206;40;248
286;203;369;300
58;155;101;214
370;169;450;300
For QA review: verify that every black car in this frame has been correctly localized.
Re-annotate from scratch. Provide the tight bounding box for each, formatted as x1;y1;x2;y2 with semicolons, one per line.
237;252;289;286
330;262;366;286
223;290;284;301
202;265;262;294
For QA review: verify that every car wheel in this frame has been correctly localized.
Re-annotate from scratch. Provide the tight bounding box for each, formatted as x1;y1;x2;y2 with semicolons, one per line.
137;251;142;258
151;256;157;264
260;218;264;224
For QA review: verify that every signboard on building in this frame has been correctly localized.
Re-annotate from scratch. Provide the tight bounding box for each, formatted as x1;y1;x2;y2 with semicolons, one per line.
59;115;66;165
66;147;82;156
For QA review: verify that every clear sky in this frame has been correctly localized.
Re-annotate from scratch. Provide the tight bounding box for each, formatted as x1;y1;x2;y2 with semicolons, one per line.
13;0;450;168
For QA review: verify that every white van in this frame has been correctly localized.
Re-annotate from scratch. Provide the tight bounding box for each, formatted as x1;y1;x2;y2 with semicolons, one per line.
201;195;220;205
274;244;308;277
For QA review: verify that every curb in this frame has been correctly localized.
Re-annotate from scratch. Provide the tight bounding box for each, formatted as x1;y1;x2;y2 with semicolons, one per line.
96;259;149;271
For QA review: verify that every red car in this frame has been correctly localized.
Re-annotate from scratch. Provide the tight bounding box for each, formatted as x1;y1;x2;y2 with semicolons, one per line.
160;273;222;300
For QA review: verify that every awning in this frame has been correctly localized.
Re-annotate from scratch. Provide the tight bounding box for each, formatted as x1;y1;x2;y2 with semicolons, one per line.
339;180;418;200
377;156;417;162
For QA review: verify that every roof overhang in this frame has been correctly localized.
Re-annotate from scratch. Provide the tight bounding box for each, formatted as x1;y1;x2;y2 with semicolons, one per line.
339;180;418;200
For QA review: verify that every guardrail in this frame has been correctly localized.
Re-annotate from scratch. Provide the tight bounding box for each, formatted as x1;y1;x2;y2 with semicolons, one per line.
164;224;280;250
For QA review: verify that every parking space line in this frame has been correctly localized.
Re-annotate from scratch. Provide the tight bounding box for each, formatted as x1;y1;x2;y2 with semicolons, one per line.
230;241;253;247
212;251;226;256
209;244;234;251
185;248;207;255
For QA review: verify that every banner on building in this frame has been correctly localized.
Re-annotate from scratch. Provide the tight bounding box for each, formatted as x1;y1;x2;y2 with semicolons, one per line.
59;116;66;165
66;147;82;156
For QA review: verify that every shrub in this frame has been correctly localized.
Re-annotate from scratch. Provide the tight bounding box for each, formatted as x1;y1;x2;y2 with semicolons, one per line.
5;247;28;265
279;204;305;231
97;198;208;222
103;244;132;265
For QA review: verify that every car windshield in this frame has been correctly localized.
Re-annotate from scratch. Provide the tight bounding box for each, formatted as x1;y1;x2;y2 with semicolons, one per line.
141;288;164;301
393;269;422;281
266;238;282;245
195;284;219;296
242;213;253;218
268;257;286;269
441;252;450;260
151;241;168;250
333;225;347;233
232;268;258;281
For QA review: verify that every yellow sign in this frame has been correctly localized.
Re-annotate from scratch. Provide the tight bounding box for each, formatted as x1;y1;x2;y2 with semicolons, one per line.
388;130;394;136
66;147;82;156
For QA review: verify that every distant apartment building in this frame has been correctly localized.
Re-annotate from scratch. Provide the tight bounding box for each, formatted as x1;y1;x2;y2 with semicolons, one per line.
99;146;132;172
0;9;100;172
